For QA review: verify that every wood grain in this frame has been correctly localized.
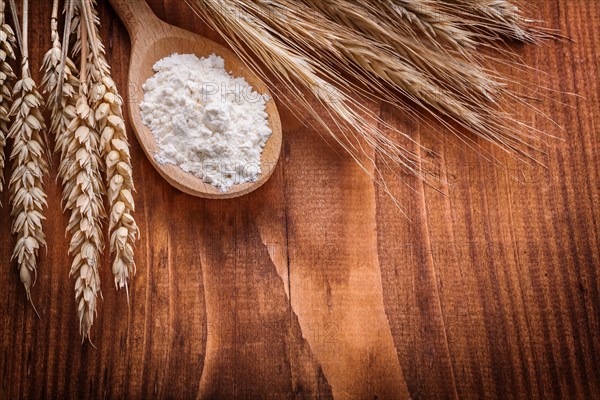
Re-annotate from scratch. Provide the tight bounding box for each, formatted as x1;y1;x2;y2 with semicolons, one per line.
1;0;599;399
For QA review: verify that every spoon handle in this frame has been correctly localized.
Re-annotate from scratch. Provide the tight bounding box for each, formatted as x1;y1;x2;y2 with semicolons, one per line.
109;0;160;39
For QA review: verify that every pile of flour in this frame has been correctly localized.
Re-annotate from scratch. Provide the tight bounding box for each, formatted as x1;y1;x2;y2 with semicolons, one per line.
140;53;272;191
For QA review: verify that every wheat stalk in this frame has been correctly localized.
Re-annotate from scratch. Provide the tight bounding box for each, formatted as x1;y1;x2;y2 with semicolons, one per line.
303;0;496;98
8;0;48;305
59;0;105;339
0;0;16;199
81;0;138;293
292;1;541;153
188;0;544;190
266;1;490;114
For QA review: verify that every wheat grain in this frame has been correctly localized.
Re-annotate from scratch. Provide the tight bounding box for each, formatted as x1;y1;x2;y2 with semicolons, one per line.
59;1;105;339
95;75;138;292
0;0;15;199
439;0;536;42
62;93;105;338
42;0;65;107
8;0;48;304
302;0;496;99
266;1;490;112
189;0;543;182
387;0;477;51
7;76;47;302
82;0;138;292
42;0;79;169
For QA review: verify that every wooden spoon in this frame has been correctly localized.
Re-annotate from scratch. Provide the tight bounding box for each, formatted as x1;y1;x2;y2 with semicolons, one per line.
108;0;282;199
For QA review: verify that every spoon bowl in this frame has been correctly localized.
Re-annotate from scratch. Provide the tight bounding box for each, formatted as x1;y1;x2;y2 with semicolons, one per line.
109;0;282;198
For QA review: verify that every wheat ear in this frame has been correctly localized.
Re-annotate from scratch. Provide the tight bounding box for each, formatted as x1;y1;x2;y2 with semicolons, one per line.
8;0;48;304
301;0;496;101
61;1;105;339
42;0;79;168
65;94;105;339
386;0;477;52
227;1;538;160
82;0;138;292
0;0;16;199
439;0;536;42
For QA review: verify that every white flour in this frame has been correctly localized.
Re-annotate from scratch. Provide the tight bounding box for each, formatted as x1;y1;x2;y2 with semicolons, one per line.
140;53;272;191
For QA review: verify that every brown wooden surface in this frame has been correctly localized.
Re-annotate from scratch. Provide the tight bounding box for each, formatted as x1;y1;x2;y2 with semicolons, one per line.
1;1;599;399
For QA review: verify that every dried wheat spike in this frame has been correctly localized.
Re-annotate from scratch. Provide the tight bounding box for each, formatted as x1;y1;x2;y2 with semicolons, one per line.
42;0;79;171
61;94;105;339
60;0;107;338
0;0;16;198
93;76;138;291
302;0;498;105
84;0;138;292
387;0;477;51
440;0;535;42
8;73;49;301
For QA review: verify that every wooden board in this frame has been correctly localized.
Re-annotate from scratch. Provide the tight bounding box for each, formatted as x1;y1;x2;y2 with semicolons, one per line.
0;1;598;398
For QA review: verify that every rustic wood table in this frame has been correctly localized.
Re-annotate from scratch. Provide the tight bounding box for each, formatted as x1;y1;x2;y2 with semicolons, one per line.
1;1;599;399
